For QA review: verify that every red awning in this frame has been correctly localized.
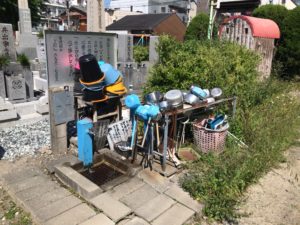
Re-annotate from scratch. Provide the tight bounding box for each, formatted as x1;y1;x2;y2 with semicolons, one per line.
221;15;280;39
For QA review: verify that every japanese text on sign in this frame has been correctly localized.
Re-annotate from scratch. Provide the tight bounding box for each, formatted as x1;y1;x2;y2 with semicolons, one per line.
45;31;117;88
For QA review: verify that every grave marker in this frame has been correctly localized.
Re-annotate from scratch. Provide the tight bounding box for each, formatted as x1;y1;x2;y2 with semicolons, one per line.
0;23;16;61
118;34;133;62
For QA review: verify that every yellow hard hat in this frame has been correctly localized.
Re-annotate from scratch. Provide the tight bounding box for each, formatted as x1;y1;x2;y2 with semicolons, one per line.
105;77;127;96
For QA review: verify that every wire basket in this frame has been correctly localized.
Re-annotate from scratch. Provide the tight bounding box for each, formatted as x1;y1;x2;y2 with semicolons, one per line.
192;119;229;153
107;119;132;151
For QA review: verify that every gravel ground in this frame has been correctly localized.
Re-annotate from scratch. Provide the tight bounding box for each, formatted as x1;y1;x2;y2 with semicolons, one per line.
0;119;50;161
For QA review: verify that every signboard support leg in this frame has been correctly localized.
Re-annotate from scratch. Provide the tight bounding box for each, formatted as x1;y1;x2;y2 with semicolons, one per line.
49;88;68;153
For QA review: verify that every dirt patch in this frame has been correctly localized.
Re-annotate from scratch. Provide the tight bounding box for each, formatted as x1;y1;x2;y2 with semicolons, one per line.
238;146;300;225
0;187;33;225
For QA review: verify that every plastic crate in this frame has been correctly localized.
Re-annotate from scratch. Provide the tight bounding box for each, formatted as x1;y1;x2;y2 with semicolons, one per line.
192;119;228;153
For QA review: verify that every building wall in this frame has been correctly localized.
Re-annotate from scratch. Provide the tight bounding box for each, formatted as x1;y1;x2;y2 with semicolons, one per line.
260;0;296;9
110;0;150;13
153;14;186;41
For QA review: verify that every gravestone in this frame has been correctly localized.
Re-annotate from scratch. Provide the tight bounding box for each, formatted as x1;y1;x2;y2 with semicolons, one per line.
149;36;159;63
5;75;26;103
23;69;34;100
17;0;37;59
0;23;17;61
118;34;133;62
0;71;6;98
87;0;105;32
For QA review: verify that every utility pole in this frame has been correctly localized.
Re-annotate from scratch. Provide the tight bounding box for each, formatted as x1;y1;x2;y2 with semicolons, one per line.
208;0;220;40
207;0;214;40
66;0;70;31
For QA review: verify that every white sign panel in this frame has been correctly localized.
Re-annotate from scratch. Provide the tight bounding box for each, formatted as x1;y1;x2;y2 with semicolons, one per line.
45;31;117;88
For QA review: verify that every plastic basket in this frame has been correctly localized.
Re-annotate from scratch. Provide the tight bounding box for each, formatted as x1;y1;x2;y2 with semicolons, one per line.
107;119;132;151
192;119;228;153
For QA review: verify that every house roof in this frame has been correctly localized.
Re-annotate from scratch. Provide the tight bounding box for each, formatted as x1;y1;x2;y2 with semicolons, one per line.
60;5;86;16
106;13;173;30
221;15;280;39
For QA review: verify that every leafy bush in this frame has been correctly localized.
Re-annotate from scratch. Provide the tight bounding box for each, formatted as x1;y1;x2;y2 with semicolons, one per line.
0;55;10;70
145;36;260;109
37;30;44;39
185;13;217;41
145;35;300;222
17;53;30;68
252;5;288;34
133;45;149;63
277;7;300;78
182;80;300;221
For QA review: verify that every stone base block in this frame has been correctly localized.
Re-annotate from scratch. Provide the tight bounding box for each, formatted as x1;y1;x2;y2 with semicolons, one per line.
0;109;18;121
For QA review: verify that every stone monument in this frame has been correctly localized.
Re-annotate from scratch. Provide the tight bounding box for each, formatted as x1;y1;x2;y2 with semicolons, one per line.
5;75;26;103
149;36;159;63
118;34;133;62
0;23;17;61
17;0;37;59
0;71;6;98
87;0;105;32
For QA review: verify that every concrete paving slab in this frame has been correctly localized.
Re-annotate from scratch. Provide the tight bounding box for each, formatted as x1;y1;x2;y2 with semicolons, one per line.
151;203;195;225
164;184;203;213
3;167;42;184
44;203;96;225
134;194;175;222
108;177;144;200
15;180;59;201
79;213;115;225
120;184;159;210
35;195;82;222
25;187;72;211
55;165;103;199
8;175;49;193
124;217;150;225
152;160;178;177
90;193;132;222
138;170;172;193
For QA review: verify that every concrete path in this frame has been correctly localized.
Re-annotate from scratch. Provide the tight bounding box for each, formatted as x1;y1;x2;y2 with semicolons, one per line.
1;165;203;225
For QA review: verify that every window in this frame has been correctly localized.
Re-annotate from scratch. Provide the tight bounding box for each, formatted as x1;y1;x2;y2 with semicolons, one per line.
282;0;286;4
226;27;229;34
245;28;248;34
161;7;166;13
154;10;157;14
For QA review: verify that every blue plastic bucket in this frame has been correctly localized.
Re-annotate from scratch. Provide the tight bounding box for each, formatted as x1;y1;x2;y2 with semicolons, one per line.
99;63;121;85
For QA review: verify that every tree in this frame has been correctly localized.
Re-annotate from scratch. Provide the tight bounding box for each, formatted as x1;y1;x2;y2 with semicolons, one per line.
278;7;300;77
185;13;217;41
0;0;42;30
252;5;288;32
